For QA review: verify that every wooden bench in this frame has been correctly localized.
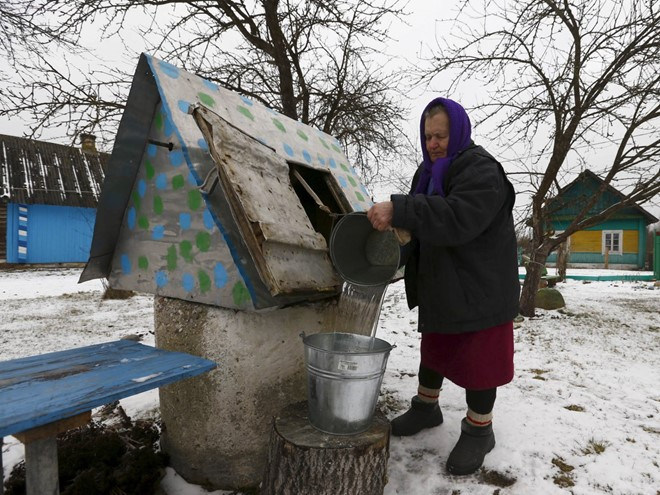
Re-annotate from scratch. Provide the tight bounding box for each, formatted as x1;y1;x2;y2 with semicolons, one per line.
0;340;216;495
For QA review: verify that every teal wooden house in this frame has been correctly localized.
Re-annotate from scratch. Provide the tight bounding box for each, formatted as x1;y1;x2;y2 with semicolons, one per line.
81;54;373;310
546;170;657;269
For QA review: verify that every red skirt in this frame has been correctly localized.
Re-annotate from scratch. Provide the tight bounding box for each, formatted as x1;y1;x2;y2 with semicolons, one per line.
420;321;514;390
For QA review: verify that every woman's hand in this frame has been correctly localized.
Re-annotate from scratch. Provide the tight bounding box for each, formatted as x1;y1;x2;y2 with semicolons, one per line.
367;201;394;231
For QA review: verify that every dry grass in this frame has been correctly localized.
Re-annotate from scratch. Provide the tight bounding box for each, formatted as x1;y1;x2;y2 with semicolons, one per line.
580;438;609;456
479;468;517;487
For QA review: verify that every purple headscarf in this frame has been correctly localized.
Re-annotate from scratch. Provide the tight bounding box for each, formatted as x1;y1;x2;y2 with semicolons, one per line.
414;97;472;196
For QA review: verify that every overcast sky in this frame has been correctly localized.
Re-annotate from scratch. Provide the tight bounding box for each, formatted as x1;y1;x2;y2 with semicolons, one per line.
0;1;443;139
0;0;657;217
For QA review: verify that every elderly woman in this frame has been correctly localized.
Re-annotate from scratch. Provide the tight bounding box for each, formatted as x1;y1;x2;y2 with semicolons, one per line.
367;97;520;475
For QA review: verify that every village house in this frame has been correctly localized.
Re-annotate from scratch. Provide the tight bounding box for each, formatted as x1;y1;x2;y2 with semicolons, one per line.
0;133;108;263
545;169;658;270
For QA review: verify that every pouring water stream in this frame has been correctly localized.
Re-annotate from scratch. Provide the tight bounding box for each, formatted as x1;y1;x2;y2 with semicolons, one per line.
331;281;389;351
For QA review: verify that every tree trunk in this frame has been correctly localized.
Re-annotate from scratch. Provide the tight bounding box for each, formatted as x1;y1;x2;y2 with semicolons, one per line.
557;241;569;281
520;252;549;317
261;401;390;495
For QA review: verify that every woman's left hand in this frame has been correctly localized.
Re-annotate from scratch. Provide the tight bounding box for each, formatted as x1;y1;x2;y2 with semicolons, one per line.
367;201;394;231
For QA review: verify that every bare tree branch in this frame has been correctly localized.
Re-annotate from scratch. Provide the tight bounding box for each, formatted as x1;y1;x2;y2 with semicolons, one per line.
0;0;413;183
421;0;660;315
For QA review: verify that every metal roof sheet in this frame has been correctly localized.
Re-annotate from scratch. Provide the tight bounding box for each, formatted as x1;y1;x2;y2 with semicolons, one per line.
0;134;108;207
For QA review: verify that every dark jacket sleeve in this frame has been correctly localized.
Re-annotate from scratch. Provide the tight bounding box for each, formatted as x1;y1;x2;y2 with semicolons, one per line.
390;149;509;247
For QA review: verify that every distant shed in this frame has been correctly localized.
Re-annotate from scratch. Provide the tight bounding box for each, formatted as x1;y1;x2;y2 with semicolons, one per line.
0;134;108;263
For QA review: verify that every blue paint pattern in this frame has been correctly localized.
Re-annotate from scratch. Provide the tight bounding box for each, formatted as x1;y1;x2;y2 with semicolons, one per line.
179;213;191;230
121;254;132;274
127;207;136;229
169;149;184;167
182;273;195;292
159;61;180;79
177;100;191;114
214;263;228;288
203;79;218;91
163;116;174;137
203;210;215;230
155;271;168;288
155;173;168;189
152;225;165;240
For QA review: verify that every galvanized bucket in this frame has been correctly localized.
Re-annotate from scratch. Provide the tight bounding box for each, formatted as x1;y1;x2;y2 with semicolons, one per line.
329;212;400;287
301;332;394;435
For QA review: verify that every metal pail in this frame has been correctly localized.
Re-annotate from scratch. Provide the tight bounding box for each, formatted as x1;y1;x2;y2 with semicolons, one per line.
301;332;394;435
329;212;400;286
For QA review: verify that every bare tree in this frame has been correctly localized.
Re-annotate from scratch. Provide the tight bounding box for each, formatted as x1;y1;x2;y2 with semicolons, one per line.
0;0;411;183
0;0;69;63
1;53;131;147
421;0;660;316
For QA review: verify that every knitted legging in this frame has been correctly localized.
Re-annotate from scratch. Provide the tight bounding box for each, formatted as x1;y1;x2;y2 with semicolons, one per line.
419;364;496;415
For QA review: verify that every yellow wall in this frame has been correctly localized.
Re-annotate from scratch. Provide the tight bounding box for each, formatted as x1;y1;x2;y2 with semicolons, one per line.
623;230;638;253
569;230;638;253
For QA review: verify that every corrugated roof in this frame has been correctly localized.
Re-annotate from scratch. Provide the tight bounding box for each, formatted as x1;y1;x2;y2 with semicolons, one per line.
0;134;108;207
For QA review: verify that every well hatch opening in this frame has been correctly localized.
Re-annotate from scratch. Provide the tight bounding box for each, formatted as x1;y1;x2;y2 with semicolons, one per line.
288;163;350;244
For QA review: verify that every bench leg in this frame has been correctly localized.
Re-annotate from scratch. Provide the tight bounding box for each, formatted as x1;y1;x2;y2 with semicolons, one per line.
25;436;59;495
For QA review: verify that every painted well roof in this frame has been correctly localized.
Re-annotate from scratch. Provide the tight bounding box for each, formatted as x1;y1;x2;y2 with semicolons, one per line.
82;54;371;310
0;134;108;208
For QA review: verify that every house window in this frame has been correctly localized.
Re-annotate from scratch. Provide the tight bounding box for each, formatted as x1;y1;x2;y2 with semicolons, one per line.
602;230;622;255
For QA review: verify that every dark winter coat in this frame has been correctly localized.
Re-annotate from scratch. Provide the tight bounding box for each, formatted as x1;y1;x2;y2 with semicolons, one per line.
391;143;520;334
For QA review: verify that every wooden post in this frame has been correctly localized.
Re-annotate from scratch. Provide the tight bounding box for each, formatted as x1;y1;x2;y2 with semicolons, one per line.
261;401;390;495
24;436;59;495
14;411;91;495
1;437;4;495
604;247;609;269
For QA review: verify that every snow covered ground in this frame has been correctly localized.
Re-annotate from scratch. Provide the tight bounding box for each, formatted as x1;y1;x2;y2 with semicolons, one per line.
1;267;658;494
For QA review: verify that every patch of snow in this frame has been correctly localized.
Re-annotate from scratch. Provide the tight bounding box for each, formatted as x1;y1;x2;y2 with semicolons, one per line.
1;267;658;494
132;372;163;383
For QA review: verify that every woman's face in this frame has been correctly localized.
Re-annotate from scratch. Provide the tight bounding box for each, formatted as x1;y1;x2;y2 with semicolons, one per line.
424;111;450;161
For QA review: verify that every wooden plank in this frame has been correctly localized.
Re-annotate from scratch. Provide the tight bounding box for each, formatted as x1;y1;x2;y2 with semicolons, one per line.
14;411;91;444
0;340;216;438
193;107;339;296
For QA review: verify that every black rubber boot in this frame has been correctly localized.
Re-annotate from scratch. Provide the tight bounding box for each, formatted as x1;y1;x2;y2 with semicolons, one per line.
446;418;496;475
391;396;443;436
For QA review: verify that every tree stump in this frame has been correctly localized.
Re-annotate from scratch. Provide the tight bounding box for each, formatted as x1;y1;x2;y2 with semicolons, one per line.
261;401;390;495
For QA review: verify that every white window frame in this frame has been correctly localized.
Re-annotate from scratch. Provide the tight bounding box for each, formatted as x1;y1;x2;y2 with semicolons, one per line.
602;230;623;255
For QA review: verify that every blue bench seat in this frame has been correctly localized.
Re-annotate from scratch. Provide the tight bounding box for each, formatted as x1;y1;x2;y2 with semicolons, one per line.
0;340;216;494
